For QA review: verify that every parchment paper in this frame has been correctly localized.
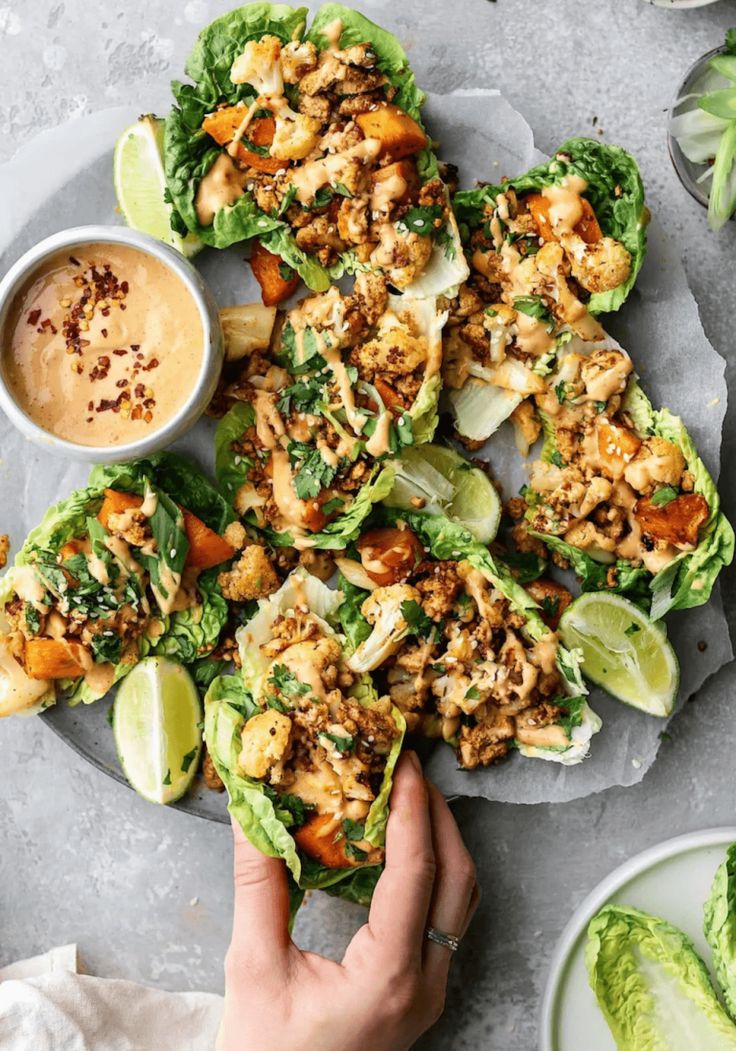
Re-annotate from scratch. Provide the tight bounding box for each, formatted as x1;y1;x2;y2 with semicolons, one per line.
0;92;730;806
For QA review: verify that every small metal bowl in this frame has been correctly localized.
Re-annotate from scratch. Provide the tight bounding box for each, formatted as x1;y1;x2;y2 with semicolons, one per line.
0;225;223;463
668;45;726;210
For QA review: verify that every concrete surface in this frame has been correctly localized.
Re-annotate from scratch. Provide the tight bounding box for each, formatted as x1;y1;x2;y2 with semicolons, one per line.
2;1;736;1048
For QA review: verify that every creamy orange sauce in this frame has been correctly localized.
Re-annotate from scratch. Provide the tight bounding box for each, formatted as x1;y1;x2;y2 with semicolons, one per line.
195;153;248;225
4;244;204;447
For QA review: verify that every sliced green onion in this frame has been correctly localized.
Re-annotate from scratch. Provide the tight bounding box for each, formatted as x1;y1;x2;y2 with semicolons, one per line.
708;119;736;231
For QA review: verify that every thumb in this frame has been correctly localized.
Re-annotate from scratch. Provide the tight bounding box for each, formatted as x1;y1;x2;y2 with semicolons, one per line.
230;817;292;961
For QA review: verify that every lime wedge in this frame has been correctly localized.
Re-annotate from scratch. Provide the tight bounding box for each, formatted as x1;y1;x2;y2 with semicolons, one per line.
113;115;202;258
385;443;501;543
559;593;679;717
113;657;202;804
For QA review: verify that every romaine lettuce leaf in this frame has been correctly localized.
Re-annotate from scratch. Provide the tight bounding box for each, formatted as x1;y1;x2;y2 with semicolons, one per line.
587;904;736;1049
705;843;736;1021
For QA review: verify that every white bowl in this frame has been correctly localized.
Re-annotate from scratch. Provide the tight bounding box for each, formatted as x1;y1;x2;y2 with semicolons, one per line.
0;225;222;463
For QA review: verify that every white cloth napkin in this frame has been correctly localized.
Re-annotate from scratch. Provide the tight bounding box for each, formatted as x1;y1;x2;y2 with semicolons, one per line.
0;948;223;1050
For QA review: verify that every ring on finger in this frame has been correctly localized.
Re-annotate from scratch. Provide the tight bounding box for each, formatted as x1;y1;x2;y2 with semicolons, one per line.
425;926;460;952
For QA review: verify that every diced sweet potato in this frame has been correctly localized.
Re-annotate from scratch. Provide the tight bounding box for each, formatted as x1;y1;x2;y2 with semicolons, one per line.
374;377;405;411
355;103;428;161
370;158;420;206
293;812;358;868
97;489;143;529
526;192;602;244
634;493;709;548
202;107;283;174
182;509;235;570
357;526;423;586
525;578;573;631
25;639;88;680
596;418;642;480
59;539;85;561
249;242;301;307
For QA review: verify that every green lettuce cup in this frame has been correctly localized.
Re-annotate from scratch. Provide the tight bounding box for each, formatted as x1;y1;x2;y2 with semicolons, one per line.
336;508;599;769
204;567;404;906
446;138;647;443
164;3;467;295
0;452;234;717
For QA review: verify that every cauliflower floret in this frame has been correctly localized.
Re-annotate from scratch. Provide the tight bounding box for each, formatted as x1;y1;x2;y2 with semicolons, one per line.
350;316;426;379
280;40;318;84
230;36;284;96
370;226;433;289
509;400;541;456
238;708;292;779
578;475;613;518
563;234;632;294
563;519;617;562
578;349;633;404
271;108;322;161
441;328;473;390
223;521;248;551
347;583;421;674
623;437;685;495
107;509;149;547
218;545;280;601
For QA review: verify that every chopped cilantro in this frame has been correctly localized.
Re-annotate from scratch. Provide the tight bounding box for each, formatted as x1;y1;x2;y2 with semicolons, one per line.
401;599;437;639
465;685;481;700
279;793;314;826
181;747;198;774
342;818;365;842
513;294;554;332
278;261;295;282
550;450;565;468
277;374;327;416
308;187;334;209
624;623;641;636
436;224;456;259
333;181;353;198
91;630;122;665
431;662;446;674
287;441;342;500
321;496;345;516
162;769;172;786
268;663;311;698
24;603;41;634
650;485;679;507
276;184;297;216
555;382;567;405
344;841;368;861
397;204;443;237
594;400;607;414
319;731;355;754
503;551;546;583
540;596;560;619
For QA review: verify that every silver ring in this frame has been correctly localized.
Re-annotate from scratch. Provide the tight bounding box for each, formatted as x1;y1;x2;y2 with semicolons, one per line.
426;926;460;952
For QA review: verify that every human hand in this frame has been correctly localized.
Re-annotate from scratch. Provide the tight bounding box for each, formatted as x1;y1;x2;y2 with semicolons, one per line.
218;751;479;1051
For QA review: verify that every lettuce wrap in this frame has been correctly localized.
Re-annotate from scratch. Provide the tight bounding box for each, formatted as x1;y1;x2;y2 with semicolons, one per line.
0;453;235;717
214;283;446;550
204;568;404;906
164;3;467;296
444;138;647;442
337;509;599;768
522;336;734;619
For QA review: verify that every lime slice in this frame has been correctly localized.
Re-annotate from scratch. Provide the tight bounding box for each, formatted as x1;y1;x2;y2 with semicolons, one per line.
113;657;202;804
559;593;679;717
113;115;202;258
385;443;501;543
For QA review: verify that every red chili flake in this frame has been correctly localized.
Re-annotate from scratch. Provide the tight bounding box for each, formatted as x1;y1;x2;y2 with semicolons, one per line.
87;401;93;411
143;410;153;424
131;404;143;421
101;328;108;338
78;339;90;348
143;397;155;409
130;344;140;353
120;304;127;311
97;355;110;368
96;399;117;413
27;308;42;326
86;417;93;423
112;348;127;357
69;256;80;266
115;379;129;389
120;280;129;294
144;358;160;371
134;383;145;398
101;308;110;317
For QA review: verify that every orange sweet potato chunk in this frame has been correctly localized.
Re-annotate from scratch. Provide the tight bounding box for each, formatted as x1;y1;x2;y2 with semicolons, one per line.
369;158;420;205
526;192;602;244
355;103;428;161
250;242;301;306
97;489;143;529
25;639;88;680
635;493;710;548
293;813;358;869
202;107;283;174
182;508;235;570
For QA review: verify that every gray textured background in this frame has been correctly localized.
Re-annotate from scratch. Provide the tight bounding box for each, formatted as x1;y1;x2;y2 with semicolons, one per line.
2;1;736;1049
